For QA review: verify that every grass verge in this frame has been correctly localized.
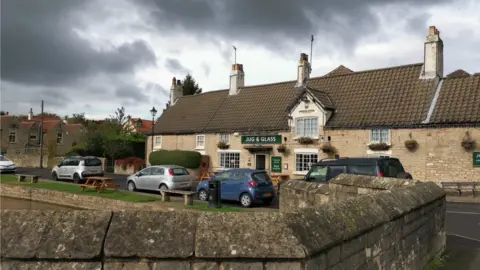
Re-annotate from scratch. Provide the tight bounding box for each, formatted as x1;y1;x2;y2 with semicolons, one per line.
185;203;245;212
0;174;158;203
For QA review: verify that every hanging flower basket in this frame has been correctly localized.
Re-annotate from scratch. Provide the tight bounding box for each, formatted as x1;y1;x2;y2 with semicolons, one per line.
404;139;419;152
461;131;476;151
277;144;287;153
217;141;230;149
297;137;315;145
368;142;391;151
320;143;337;154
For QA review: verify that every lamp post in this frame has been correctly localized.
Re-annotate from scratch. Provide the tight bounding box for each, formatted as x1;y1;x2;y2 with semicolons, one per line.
150;106;157;160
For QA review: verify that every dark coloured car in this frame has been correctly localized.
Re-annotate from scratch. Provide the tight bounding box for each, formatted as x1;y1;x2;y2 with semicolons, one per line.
303;156;413;182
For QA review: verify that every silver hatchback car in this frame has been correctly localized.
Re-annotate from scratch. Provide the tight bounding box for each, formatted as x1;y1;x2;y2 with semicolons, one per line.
51;156;104;183
126;165;193;192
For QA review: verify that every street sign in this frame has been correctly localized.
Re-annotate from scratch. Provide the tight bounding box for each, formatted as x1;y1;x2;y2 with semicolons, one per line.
271;156;282;173
474;152;480;167
241;135;282;144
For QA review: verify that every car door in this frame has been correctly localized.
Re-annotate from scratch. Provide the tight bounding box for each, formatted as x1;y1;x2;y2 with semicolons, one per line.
66;160;80;178
214;171;231;200
223;171;244;201
135;167;153;190
148;167;165;190
57;160;69;178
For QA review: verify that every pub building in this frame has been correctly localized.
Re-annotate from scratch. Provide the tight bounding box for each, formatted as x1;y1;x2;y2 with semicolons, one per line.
148;26;480;182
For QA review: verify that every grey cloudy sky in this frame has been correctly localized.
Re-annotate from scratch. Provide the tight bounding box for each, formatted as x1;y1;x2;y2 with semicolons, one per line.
1;0;479;119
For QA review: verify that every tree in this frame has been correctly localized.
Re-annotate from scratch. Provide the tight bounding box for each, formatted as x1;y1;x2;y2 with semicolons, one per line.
110;106;130;126
0;111;7;116
69;113;86;125
182;74;202;95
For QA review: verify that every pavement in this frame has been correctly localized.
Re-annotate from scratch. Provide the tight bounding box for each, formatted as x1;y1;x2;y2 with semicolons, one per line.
6;168;480;267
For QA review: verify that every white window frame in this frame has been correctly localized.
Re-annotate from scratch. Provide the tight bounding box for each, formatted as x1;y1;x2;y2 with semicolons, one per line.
218;150;241;169
29;132;37;141
8;128;17;143
218;133;230;144
56;132;63;145
154;136;162;149
295;117;319;138
294;149;319;175
196;134;206;149
369;129;391;144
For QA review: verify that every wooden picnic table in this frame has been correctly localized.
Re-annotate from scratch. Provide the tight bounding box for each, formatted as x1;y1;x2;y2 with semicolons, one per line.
79;177;117;193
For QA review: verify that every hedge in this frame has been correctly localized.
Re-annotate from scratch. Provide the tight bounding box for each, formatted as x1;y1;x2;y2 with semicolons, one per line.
149;150;202;169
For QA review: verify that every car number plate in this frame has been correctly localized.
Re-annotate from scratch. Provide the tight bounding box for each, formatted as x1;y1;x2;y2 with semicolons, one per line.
180;183;188;187
263;192;272;197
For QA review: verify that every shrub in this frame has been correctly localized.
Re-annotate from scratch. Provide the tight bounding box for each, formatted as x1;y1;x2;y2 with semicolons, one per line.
149;150;202;169
66;145;87;156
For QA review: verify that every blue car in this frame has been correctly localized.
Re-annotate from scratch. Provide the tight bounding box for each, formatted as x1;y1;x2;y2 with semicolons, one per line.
196;169;275;207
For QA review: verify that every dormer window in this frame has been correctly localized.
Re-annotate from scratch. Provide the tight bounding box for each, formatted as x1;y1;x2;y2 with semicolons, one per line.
295;117;318;138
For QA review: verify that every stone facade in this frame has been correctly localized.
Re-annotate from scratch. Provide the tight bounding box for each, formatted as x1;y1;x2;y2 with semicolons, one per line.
147;127;480;182
1;182;446;270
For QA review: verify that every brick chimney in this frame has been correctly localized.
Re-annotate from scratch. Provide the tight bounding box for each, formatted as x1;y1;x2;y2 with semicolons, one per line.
296;53;311;87
229;64;245;95
170;77;183;105
422;26;444;79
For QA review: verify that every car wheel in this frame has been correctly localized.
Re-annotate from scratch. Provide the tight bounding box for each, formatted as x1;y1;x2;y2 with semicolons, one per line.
73;173;81;184
239;193;253;208
127;181;136;192
52;172;58;181
159;184;168;192
198;189;209;201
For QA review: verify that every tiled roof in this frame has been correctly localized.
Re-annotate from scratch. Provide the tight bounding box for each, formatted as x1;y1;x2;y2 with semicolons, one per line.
153;63;478;134
429;75;480;124
41;121;60;132
324;65;354;77
65;123;83;133
446;69;470;78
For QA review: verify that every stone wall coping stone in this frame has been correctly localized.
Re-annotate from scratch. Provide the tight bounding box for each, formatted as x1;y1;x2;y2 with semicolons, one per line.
281;180;329;194
0;182;446;261
330;174;421;190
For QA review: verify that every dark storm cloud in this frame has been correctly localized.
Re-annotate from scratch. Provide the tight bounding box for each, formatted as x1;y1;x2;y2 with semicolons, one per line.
147;83;170;97
165;58;191;75
137;0;452;54
0;0;156;87
115;84;149;102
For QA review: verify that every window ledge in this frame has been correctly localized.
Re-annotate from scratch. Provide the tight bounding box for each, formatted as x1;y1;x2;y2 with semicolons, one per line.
293;171;308;176
195;147;205;150
294;136;319;140
153;146;162;150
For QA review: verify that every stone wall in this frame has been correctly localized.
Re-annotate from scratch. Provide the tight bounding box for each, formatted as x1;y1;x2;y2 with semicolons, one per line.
5;153;63;168
1;182;446;270
279;180;329;212
0;184;171;212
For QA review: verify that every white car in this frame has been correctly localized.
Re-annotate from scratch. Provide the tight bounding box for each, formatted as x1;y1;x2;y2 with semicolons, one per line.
0;155;16;173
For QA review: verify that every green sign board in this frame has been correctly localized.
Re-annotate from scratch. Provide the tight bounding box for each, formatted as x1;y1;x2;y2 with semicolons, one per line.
271;156;282;173
474;152;480;167
241;135;282;144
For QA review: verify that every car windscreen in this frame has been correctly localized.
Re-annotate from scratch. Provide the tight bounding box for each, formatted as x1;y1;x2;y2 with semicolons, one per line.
307;166;328;182
0;156;10;162
251;172;271;183
379;159;405;177
171;168;189;175
84;158;102;167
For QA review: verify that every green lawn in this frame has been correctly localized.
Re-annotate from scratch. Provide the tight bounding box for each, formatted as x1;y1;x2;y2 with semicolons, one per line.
185;203;245;212
0;174;158;203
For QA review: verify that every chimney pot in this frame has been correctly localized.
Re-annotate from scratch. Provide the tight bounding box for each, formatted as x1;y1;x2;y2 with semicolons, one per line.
300;53;309;62
6;112;9;115
422;26;443;79
177;80;181;85
172;77;176;85
296;53;311;87
229;63;245;95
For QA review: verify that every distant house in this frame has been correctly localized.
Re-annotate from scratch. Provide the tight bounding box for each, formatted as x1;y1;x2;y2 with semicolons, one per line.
148;26;480;182
0;109;86;155
124;117;153;135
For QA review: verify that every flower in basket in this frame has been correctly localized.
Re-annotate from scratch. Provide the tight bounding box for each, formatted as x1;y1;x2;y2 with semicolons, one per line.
320;143;336;154
277;144;287;153
297;136;314;145
461;131;476;151
368;142;391;151
217;141;230;149
404;139;419;151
